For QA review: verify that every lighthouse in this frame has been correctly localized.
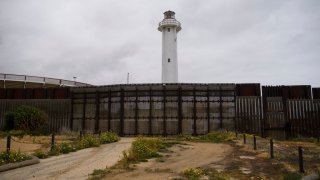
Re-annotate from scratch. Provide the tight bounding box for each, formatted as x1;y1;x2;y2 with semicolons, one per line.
158;11;181;83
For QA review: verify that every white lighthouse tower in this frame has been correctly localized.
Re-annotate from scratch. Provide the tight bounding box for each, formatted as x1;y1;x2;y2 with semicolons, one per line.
158;10;181;83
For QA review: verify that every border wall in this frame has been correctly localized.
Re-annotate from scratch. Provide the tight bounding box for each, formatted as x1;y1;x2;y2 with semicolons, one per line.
71;84;236;136
0;84;319;139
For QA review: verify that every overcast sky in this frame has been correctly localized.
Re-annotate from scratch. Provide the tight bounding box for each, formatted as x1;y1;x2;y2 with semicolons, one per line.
0;0;319;86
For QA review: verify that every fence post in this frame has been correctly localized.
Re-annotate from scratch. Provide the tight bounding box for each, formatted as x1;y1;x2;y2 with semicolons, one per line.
253;135;257;150
51;133;55;151
236;131;238;138
298;146;304;173
243;133;246;144
6;135;11;153
98;130;102;137
270;138;274;159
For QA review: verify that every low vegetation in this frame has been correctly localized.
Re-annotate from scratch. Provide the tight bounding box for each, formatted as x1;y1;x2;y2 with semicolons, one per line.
88;169;111;180
176;131;235;144
131;137;165;160
0;151;32;166
0;130;27;138
283;172;303;180
182;167;205;180
33;149;48;159
33;132;119;159
75;134;100;150
115;137;166;169
181;167;229;180
0;130;119;166
99;131;120;144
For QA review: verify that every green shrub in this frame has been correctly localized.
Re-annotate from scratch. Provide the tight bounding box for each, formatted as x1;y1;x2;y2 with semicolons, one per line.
115;137;166;170
131;137;164;160
33;149;48;159
48;145;61;156
4;105;49;135
59;142;76;154
0;151;32;166
48;142;77;156
99;132;119;144
182;167;205;180
75;134;100;149
283;172;302;180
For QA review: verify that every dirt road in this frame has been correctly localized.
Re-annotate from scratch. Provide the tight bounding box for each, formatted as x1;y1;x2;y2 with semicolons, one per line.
0;138;133;180
105;142;233;180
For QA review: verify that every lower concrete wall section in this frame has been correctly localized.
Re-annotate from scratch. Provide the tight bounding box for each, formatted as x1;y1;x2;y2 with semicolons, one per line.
71;83;236;135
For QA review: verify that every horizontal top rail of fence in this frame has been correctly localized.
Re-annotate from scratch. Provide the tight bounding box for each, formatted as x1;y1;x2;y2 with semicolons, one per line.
0;73;91;87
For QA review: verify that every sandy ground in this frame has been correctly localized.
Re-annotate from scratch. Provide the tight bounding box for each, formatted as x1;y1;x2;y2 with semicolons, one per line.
0;138;41;153
0;135;77;153
0;138;133;180
105;142;233;180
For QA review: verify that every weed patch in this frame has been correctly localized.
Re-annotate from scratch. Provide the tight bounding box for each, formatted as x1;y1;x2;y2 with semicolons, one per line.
181;167;205;180
145;167;172;173
99;132;119;144
88;168;111;180
59;142;77;154
33;149;48;159
131;137;164;160
0;151;32;166
181;168;231;180
207;169;229;180
283;172;303;180
76;134;100;149
177;131;235;144
48;145;61;156
113;137;168;170
33;132;119;159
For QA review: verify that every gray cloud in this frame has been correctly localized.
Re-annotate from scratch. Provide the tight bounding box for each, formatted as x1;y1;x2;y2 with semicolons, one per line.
0;0;319;86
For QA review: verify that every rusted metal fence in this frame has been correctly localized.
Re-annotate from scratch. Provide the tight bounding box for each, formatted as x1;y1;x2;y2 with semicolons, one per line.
0;88;70;99
263;97;287;139
0;99;71;132
71;84;236;136
235;96;262;135
287;99;320;138
0;84;319;139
